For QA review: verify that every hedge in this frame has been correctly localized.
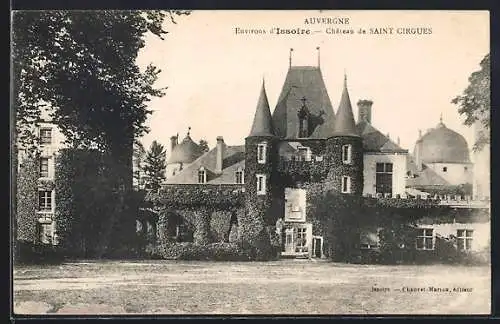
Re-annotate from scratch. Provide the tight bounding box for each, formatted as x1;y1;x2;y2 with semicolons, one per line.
16;156;40;243
149;242;252;261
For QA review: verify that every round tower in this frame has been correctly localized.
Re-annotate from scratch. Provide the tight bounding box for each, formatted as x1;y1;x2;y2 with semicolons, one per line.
326;75;363;195
242;80;281;254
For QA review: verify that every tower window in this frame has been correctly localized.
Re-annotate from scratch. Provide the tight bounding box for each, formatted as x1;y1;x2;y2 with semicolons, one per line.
342;145;352;164
198;167;207;184
39;191;52;211
256;174;266;195
235;168;244;184
376;163;393;195
40;158;49;178
257;143;267;164
443;166;447;172
341;176;351;193
40;128;52;145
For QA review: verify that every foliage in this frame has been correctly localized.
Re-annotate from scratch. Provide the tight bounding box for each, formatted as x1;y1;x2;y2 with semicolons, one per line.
451;53;490;151
198;139;210;152
133;140;146;187
145;184;245;209
143;140;166;190
409;184;473;197
150;242;252;261
12;10;189;152
54;148;110;257
16;156;40;243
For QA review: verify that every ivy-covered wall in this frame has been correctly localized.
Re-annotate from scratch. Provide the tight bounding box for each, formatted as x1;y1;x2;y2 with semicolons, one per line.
325;136;364;195
16;156;40;243
243;136;281;259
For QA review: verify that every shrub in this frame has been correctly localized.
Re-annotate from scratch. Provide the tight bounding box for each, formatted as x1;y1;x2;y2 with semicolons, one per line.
15;240;65;265
150;242;251;261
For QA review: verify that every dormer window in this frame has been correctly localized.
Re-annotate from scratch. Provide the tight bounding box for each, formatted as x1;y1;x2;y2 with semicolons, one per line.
198;167;207;184
257;142;267;164
342;145;352;164
40;128;52;145
235;167;244;184
297;146;311;162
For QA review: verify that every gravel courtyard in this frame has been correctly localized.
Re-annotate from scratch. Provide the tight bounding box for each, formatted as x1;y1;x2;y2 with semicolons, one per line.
13;260;490;315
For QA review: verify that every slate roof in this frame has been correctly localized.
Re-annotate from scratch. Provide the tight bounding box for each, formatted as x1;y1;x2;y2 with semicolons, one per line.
165;143;246;184
248;80;276;137
414;121;471;164
168;135;205;164
356;121;408;153
331;77;359;137
406;155;451;187
272;66;336;139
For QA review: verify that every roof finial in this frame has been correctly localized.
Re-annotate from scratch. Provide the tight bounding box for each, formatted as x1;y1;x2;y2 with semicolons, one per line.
187;126;191;137
344;69;347;87
439;112;443;124
289;48;293;68
316;46;320;67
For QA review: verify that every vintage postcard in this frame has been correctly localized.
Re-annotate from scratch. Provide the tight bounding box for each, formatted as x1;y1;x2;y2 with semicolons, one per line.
11;10;490;316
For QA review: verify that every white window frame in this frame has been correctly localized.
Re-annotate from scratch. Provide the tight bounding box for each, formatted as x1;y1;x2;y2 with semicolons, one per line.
341;176;351;193
256;174;266;195
39;190;52;211
40;128;52;145
457;229;473;251
342;144;352;164
40;157;50;178
257;142;267;164
235;168;244;184
198;167;207;184
416;227;434;250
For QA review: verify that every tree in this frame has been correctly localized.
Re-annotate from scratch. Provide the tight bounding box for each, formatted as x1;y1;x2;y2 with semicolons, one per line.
199;139;210;152
143;140;167;190
451;53;490;152
12;10;190;256
133;140;146;189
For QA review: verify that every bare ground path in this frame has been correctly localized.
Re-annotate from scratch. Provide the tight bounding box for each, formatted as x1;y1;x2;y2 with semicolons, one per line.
13;260;490;315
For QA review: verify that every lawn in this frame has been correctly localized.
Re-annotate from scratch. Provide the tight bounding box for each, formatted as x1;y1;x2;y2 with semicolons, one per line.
13;260;490;315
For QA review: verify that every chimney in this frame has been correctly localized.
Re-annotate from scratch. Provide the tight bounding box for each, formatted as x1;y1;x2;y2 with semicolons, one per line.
170;135;178;153
216;136;224;174
357;100;373;124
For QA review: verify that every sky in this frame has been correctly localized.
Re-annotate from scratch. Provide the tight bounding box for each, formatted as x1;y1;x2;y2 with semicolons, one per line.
136;10;489;161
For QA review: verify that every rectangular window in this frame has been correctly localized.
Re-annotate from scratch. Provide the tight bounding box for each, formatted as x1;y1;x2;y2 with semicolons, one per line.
416;228;434;250
235;170;244;184
457;229;473;251
341;176;351;193
376;162;393;195
256;174;266;195
342;145;352;164
40;158;49;178
257;143;267;164
39;191;52;211
40;128;52;145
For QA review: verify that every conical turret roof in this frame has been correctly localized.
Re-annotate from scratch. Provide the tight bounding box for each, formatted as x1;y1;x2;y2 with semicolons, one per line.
248;80;276;137
332;75;359;137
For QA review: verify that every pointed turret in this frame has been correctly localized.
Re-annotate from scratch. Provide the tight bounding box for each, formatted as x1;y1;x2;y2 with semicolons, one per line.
332;74;359;137
248;79;276;137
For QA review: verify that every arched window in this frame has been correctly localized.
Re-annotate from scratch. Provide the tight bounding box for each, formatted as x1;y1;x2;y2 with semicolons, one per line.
235;167;244;184
198;167;207;184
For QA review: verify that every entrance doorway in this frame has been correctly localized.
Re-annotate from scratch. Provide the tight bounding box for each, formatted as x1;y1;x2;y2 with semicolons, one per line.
312;236;323;258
